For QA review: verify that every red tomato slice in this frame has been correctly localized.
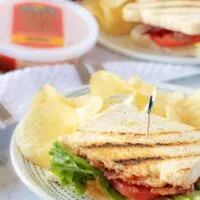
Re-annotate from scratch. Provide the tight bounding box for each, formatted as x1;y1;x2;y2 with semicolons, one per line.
111;179;160;200
149;30;200;48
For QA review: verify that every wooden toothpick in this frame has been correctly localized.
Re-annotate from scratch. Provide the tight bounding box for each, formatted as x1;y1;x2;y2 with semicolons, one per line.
146;87;157;138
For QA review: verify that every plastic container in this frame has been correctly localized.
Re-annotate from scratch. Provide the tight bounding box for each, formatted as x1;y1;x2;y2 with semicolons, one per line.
0;0;99;71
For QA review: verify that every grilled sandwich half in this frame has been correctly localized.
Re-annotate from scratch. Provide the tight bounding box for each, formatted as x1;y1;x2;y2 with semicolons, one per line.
60;104;200;197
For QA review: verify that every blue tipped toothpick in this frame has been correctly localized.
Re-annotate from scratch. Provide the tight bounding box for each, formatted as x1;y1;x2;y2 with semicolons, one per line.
145;87;157;137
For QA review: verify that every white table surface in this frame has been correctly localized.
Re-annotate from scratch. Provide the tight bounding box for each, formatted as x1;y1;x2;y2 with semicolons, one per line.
0;46;200;200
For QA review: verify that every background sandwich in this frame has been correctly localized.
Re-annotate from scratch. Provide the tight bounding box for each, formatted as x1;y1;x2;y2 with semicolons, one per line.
123;0;200;56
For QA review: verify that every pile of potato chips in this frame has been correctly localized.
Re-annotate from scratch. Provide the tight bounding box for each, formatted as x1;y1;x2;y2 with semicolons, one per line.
16;85;103;168
82;0;135;35
16;71;200;168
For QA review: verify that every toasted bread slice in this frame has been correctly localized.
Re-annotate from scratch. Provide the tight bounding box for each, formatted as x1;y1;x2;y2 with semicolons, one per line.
123;0;200;35
60;104;200;189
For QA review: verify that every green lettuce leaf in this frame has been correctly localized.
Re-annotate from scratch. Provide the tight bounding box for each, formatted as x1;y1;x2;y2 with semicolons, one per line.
195;183;200;191
174;191;200;200
49;141;126;200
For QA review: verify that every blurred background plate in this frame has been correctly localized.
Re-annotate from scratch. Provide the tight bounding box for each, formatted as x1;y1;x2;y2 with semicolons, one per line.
99;32;200;65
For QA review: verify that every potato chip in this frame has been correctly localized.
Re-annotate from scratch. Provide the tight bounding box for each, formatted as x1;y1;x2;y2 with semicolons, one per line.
75;96;103;124
31;84;67;110
184;90;200;106
152;92;169;117
167;92;185;106
139;83;154;96
123;93;136;106
135;92;149;110
166;105;183;123
129;76;154;96
190;118;200;128
179;90;200;128
185;104;200;128
82;0;134;35
65;95;90;108
90;71;135;101
16;99;79;168
65;95;104;123
187;104;200;119
129;77;173;118
101;0;133;8
151;91;184;118
166;91;200;127
128;76;141;88
65;95;101;108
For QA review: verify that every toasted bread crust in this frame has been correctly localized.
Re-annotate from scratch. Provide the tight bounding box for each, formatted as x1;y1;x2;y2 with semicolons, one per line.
123;1;200;35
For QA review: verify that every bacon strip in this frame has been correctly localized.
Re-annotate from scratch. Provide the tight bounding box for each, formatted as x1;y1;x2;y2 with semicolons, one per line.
151;186;192;196
104;170;193;196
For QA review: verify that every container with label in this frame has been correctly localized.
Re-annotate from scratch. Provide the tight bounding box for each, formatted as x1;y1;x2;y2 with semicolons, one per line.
0;0;99;72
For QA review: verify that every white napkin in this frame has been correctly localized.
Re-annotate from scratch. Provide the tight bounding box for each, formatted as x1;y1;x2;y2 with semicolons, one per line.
0;61;200;128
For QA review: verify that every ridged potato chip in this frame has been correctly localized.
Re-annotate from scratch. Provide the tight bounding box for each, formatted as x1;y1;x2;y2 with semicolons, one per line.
135;92;149;110
16;100;79;168
166;105;183;123
66;95;97;108
165;92;186;123
75;95;103;124
101;0;132;7
165;91;200;127
128;76;141;88
167;92;185;106
190;118;200;128
129;76;154;96
82;0;134;35
129;76;154;111
184;90;200;106
123;93;136;106
65;95;103;123
184;91;200;128
90;71;135;101
154;92;185;118
31;84;67;110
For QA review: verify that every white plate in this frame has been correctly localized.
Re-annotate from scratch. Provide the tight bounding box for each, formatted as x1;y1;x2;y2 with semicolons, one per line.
10;84;194;200
99;32;200;65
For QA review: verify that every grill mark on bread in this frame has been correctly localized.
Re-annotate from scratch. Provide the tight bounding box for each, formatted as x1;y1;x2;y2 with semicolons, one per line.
115;157;163;165
86;141;200;148
114;154;200;165
181;168;190;172
87;143;153;148
82;130;193;136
